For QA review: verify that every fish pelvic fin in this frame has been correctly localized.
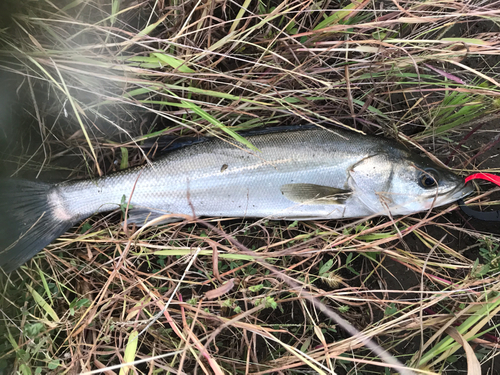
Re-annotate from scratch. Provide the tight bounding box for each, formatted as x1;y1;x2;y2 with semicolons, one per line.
0;179;74;273
280;183;352;205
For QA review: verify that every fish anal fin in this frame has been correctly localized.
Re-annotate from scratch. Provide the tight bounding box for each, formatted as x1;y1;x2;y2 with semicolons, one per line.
280;183;352;205
126;209;182;227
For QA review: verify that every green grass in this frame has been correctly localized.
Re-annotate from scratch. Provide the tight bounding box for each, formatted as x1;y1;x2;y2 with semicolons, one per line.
1;1;500;374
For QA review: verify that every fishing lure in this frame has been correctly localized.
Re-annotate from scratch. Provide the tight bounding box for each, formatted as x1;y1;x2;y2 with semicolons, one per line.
459;173;500;221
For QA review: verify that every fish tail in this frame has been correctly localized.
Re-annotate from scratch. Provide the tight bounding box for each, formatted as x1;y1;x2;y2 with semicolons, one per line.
0;179;74;272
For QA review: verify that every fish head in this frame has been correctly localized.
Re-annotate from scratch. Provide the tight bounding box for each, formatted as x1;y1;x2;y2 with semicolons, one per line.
348;149;474;216
386;154;474;215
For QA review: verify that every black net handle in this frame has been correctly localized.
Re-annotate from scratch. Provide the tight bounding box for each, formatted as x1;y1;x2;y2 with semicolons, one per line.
458;199;500;222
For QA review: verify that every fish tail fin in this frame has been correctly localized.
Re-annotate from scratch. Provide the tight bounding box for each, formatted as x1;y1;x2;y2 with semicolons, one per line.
0;179;74;272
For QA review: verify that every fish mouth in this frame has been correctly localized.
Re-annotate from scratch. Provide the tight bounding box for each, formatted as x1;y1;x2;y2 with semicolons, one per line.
447;182;474;202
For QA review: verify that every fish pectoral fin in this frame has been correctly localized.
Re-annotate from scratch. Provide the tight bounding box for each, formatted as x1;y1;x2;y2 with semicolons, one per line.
126;209;182;227
280;183;352;205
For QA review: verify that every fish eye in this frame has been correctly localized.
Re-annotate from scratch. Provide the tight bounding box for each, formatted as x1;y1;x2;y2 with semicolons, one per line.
418;169;438;188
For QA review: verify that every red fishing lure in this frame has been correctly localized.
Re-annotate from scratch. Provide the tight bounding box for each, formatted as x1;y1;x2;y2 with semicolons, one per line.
459;173;500;221
465;173;500;186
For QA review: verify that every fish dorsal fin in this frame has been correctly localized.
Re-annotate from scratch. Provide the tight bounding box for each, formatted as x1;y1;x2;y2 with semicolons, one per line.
280;183;352;205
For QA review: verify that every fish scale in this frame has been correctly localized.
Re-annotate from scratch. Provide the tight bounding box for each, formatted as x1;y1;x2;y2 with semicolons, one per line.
57;129;375;222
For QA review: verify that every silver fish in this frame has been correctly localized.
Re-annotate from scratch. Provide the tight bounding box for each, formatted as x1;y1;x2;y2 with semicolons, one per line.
0;126;473;271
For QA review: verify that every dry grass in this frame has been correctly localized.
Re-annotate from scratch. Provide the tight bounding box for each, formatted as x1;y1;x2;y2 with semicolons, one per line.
1;0;500;374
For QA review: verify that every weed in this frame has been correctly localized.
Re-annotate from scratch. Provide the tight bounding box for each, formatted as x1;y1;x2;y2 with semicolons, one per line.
0;1;499;374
